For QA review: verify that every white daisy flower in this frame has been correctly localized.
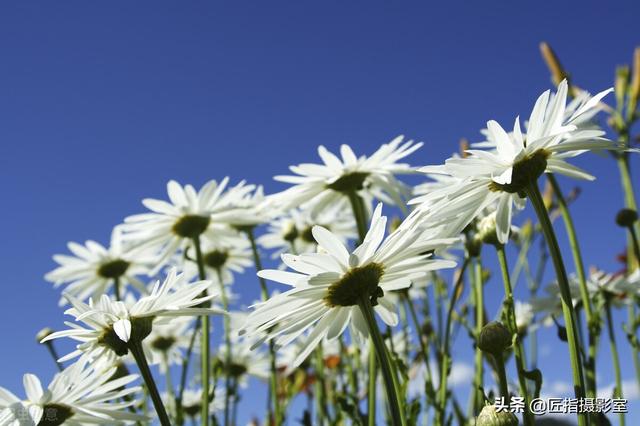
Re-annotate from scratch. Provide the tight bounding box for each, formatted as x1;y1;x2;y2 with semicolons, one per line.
145;316;195;374
271;136;422;216
258;205;356;259
42;268;223;363
412;154;464;209
120;179;250;274
215;338;271;385
473;88;605;148
514;300;535;334
410;80;616;243
0;359;144;426
177;387;225;420
531;268;638;320
206;312;271;386
224;183;274;228
182;235;253;287
45;227;154;305
241;204;457;371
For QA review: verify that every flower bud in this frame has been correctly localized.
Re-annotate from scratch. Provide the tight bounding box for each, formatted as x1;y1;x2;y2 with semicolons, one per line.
421;321;434;337
476;404;519;426
36;327;54;343
629;47;640;114
477;213;501;247
460;138;470;158
615;65;630;109
542;180;554;210
616;208;638;228
478;321;512;356
540;42;569;86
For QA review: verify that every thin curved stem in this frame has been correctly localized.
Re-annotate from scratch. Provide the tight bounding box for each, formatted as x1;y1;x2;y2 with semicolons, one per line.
525;181;587;426
403;292;436;408
367;341;377;426
161;353;176;422
493;352;509;402
546;175;595;319
176;319;200;425
358;295;406;426
192;235;210;426
605;299;625;426
496;247;534;426
346;191;368;244
114;277;121;301
42;340;64;372
246;228;280;424
470;257;484;416
130;340;172;426
436;259;469;426
615;153;640;391
340;338;358;394
628;225;640;266
346;191;381;426
215;269;232;426
546;174;599;403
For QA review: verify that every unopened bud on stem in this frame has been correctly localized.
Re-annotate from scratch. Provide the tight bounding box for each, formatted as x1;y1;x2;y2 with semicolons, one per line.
629;47;640;117
478;321;512;356
615;66;630;109
616;208;638;228
540;42;569;86
36;327;55;343
476;404;519;426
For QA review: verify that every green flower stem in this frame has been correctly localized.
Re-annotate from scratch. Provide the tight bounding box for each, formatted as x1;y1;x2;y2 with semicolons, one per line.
529;239;549;369
163;353;175;412
546;174;599;400
176;320;200;425
546;175;594;322
346;190;381;426
346;191;368;244
367;341;377;426
230;377;239;426
358;295;407;426
340;338;358;394
434;281;445;351
192;235;210;426
399;304;410;363
493;352;509;401
627;224;640;265
403;292;436;406
246;228;269;300
436;259;469;426
215;269;232;426
605;298;625;426
510;226;534;288
616;154;639;246
525;181;587;426
130;340;172;426
614;149;640;392
496;247;534;426
42;340;64;372
114;277;121;301
471;257;485;416
246;227;281;424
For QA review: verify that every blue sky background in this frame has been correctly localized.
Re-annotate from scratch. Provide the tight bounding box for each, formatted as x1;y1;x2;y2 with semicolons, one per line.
1;1;639;424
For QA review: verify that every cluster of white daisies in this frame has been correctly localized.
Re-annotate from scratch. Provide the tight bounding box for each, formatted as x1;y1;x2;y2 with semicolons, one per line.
1;79;637;426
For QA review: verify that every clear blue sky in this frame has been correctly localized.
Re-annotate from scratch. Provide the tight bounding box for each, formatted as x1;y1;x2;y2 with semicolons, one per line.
1;1;639;424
